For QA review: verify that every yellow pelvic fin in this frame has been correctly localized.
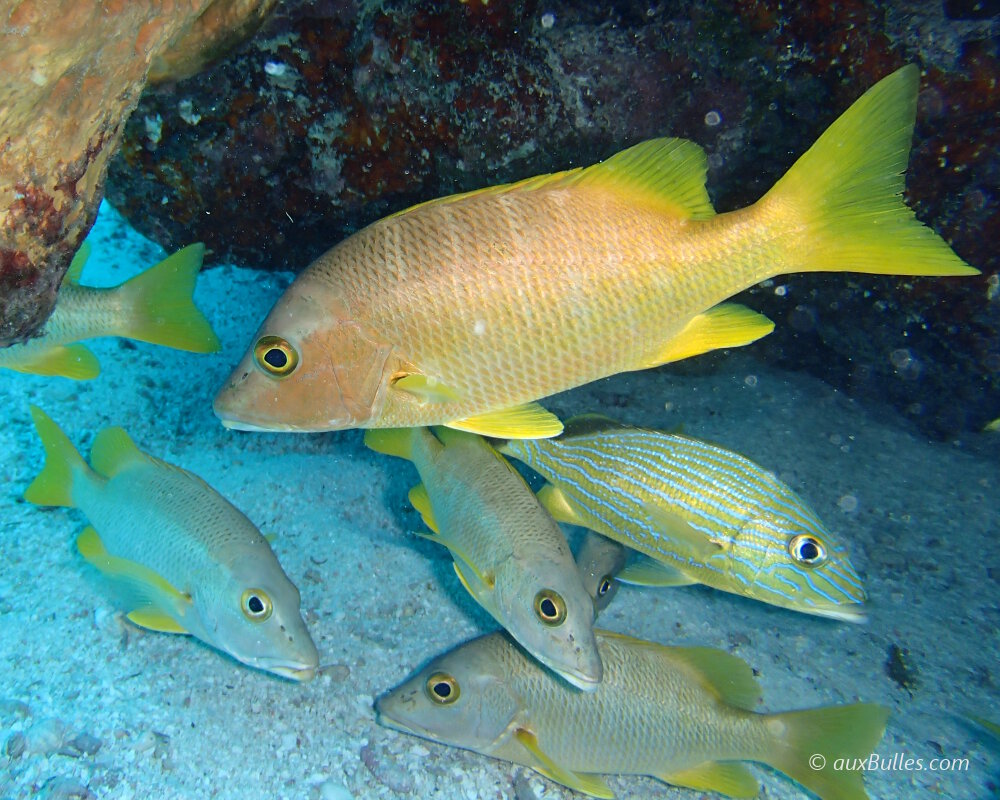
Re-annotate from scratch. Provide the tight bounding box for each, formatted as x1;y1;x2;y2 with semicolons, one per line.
764;64;978;278
616;553;696;587
11;343;101;380
645;303;775;368
77;526;191;620
364;427;418;462
23;405;90;508
643;502;720;562
62;241;91;286
448;402;563;439
390;373;464;404
658;761;758;798
407;483;439;534
127;608;189;634
762;703;889;800
514;728;615;799
537;484;588;527
116;242;222;353
89;425;149;479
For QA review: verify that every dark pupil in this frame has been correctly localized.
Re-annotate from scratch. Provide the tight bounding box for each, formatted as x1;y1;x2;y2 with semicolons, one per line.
598;579;612;596
540;597;557;618
799;540;820;561
264;348;288;369
247;595;265;614
432;681;451;699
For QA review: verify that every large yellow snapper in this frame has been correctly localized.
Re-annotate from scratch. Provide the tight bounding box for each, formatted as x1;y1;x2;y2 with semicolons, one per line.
376;630;888;800
23;406;318;681
500;415;866;622
214;65;976;437
364;426;602;690
1;242;219;380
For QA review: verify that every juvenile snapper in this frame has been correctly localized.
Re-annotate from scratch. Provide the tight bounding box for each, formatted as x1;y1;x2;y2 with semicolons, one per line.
500;416;866;622
24;406;318;681
364;427;602;690
215;66;976;437
1;242;220;380
575;531;626;616
377;630;889;800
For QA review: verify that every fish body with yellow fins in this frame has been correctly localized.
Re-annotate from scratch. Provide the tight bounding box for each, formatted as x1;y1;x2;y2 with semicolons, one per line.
23;406;318;681
500;415;866;622
1;242;220;380
214;65;977;438
364;426;603;690
376;629;889;800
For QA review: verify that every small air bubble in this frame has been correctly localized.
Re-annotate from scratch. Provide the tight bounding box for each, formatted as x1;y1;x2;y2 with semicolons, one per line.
838;495;859;513
744;375;758;387
704;110;722;127
774;285;787;297
541;11;555;28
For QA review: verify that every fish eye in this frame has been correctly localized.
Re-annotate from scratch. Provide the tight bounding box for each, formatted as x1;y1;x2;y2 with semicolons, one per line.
253;335;299;377
596;576;614;597
788;534;827;568
241;589;273;621
533;589;567;626
425;672;460;704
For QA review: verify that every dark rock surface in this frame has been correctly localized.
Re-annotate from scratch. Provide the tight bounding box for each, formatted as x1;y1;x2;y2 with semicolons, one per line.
105;0;999;436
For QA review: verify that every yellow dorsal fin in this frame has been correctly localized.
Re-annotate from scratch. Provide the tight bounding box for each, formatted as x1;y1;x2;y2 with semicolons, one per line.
89;426;149;479
644;303;775;368
658;761;759;798
514;728;615;799
448;402;563;439
595;630;761;710
127;608;189;634
391;374;464;404
13;343;100;380
389;138;714;223
537;484;587;527
616;553;696;587
62;241;91;286
407;483;439;534
77;526;191;623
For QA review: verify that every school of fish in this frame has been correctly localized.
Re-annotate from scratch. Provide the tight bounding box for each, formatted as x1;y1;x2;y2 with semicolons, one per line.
11;65;984;799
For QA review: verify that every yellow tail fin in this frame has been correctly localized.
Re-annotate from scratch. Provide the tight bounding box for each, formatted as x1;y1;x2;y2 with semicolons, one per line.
23;405;91;508
764;65;978;278
116;243;221;353
763;702;889;800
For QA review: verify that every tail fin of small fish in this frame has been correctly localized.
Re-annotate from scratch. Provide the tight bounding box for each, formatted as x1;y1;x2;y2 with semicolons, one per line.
115;243;222;353
23;405;92;508
364;427;419;461
763;64;978;279
762;702;889;800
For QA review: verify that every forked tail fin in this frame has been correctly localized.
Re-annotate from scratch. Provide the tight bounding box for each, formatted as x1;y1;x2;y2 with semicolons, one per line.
763;65;978;278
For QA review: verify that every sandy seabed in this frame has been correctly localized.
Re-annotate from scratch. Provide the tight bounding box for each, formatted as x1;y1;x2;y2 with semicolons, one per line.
1;202;997;800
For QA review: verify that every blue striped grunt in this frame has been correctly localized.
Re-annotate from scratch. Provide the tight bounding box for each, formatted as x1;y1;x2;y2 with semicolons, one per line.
499;416;866;622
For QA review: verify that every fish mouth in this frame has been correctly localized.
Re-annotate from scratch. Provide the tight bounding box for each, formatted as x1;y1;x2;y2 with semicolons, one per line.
255;659;318;681
802;601;868;624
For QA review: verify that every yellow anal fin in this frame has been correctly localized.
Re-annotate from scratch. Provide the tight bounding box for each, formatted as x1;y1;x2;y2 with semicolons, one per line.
13;343;100;380
617;553;696;587
643;502;720;562
77;526;191;620
514;728;615;799
407;483;439;534
127;608;188;634
391;373;463;404
537;483;588;527
645;303;774;368
449;402;563;439
658;761;758;798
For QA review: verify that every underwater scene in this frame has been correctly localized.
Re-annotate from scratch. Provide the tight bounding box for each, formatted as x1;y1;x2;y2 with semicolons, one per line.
2;2;999;800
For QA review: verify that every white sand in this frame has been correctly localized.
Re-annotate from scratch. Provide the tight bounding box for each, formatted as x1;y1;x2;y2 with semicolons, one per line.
1;202;996;799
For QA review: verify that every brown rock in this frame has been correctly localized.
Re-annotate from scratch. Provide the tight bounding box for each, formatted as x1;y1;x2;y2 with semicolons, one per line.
0;0;275;346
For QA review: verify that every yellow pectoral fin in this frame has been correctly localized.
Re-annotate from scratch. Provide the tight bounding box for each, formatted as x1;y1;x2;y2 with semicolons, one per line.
642;502;720;562
537;484;588;527
407;483;440;534
448;403;563;439
77;526;191;618
14;343;101;380
658;761;759;798
127;608;189;634
62;241;92;285
514;729;615;799
617;553;696;587
645;304;774;368
391;373;464;404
